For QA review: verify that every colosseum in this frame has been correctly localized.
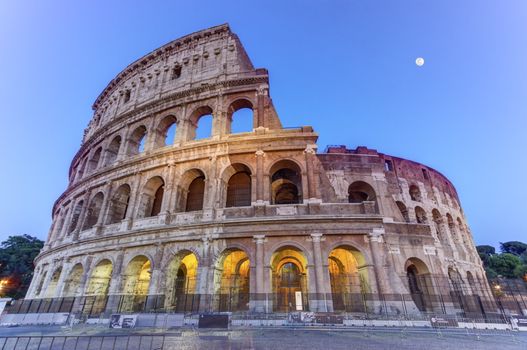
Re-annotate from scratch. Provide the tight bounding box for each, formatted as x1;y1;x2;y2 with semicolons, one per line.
25;24;497;318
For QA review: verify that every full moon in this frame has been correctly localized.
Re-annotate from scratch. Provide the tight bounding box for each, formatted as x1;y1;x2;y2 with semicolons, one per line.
416;57;425;66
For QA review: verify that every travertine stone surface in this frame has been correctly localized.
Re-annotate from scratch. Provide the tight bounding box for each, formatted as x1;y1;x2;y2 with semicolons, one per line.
27;24;494;315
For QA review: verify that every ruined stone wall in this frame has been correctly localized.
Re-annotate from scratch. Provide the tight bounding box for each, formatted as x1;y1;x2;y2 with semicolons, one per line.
26;25;494;315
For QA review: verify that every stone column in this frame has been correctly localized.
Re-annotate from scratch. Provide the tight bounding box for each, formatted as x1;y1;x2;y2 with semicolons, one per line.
255;150;265;205
309;233;328;312
158;163;175;224
55;260;70;297
368;228;391;314
94;182;113;234
74;191;92;240
106;250;125;313
146;244;165;311
253;235;266;312
124;172;142;230
304;145;318;201
197;237;213;312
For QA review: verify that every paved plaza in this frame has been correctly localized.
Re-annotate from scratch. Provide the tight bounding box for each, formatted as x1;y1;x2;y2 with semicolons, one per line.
0;325;525;349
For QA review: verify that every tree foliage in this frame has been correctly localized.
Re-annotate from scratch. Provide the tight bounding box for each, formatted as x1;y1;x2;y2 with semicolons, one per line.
500;241;527;256
0;234;43;299
477;241;527;281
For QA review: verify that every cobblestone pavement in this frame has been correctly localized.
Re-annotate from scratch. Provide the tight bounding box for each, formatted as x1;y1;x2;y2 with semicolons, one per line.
0;326;525;349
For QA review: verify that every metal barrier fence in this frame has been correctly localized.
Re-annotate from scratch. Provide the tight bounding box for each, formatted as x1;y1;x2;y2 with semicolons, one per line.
4;291;516;321
0;335;165;350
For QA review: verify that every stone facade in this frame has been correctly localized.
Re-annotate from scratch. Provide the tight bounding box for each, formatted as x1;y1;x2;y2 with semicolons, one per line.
27;24;495;315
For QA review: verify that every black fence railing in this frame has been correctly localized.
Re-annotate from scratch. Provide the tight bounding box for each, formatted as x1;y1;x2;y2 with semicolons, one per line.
4;291;515;322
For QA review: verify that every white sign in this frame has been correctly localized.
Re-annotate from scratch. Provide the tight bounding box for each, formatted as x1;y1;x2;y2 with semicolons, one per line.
295;291;303;311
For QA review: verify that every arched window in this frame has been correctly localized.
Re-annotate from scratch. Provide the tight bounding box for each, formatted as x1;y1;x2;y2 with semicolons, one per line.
155;115;178;148
88;147;102;173
128;126;147;156
186;176;205;211
105;135;121;166
68;200;84;234
107;184;131;224
224;164;252;207
415;206;427;224
138;176;165;217
189;106;214;140
348;181;376;203
83;192;104;230
226;172;251;207
396;201;409;222
409;185;421;201
270;160;302;205
228;99;254;134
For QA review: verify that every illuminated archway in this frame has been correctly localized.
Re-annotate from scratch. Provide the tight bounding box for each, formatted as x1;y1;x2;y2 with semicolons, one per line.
270;246;308;312
62;263;83;297
165;251;199;312
121;255;151;312
214;249;250;311
328;246;369;312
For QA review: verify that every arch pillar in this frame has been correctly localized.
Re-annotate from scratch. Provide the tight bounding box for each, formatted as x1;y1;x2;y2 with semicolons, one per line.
254;150;266;205
309;233;329;311
252;235;267;312
95;182;113;235
304;145;319;202
105;251;125;313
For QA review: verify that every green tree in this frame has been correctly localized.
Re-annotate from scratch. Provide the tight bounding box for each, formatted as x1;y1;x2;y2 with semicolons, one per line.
0;234;44;299
488;253;524;279
476;245;495;266
500;241;527;256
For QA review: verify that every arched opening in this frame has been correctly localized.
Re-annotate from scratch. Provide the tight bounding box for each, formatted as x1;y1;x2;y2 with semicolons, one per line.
86;259;113;315
409;185;421;201
155;115;178;147
270;160;302;205
87;147;102;173
86;259;113;296
82;192;104;230
432;209;445;242
105;136;121;166
165;251;198;312
446;214;457;242
405;258;433;312
225;164;252;207
190;106;213;140
128;126;147;156
457;218;468;245
448;268;467;311
76;158;88;181
185;175;205;211
121;256;152;312
45;267;62;298
215;249;250;312
62;264;83;297
348;181;376;203
415;206;427;224
68;200;84;234
396;201;409;222
106;184;131;224
227;99;254;134
271;246;308;312
328;246;369;312
137;176;165;218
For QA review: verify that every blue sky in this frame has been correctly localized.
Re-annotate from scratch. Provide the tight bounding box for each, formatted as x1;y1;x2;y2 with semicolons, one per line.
0;1;526;249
